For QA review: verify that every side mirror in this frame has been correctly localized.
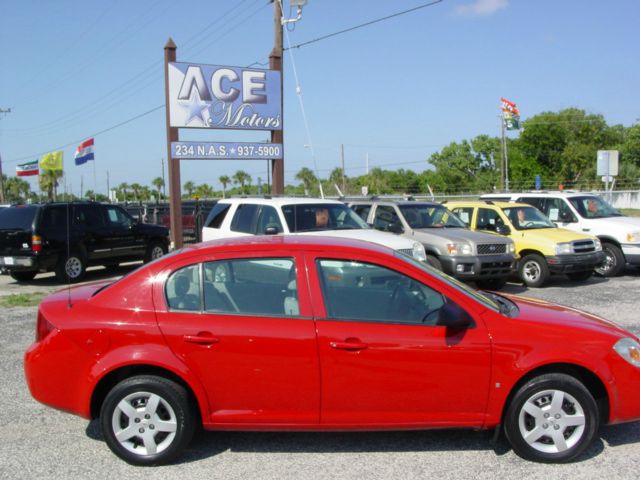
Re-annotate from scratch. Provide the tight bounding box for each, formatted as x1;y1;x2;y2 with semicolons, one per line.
387;222;404;234
495;225;511;235
437;301;474;329
264;226;279;235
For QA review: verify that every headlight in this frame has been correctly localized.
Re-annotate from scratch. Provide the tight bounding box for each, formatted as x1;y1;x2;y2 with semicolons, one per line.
627;231;640;242
613;338;640;367
507;242;516;254
554;242;573;255
447;243;472;255
594;238;602;251
412;241;427;262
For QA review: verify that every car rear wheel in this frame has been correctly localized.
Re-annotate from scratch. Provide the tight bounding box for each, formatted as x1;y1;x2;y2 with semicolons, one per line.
55;251;86;283
10;271;37;282
595;243;625;277
145;241;167;263
100;375;195;466
519;254;549;288
504;373;599;463
476;278;507;290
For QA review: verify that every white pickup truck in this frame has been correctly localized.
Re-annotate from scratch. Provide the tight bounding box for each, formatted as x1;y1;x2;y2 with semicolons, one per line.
481;192;640;276
201;197;427;263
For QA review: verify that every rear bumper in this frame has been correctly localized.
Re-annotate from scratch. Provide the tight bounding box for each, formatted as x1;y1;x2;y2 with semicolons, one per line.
546;251;605;273
0;253;57;272
440;254;516;279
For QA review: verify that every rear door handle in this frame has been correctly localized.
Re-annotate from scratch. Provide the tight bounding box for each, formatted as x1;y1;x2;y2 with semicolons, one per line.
330;339;368;351
183;333;220;345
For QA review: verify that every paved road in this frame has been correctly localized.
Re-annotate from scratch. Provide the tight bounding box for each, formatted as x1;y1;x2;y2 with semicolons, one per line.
1;268;640;479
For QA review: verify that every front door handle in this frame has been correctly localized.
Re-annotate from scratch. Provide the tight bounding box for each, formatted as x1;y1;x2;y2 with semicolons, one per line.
183;333;220;345
330;338;368;351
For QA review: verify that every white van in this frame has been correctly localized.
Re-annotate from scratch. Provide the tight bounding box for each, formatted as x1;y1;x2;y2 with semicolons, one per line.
201;197;427;262
481;192;640;276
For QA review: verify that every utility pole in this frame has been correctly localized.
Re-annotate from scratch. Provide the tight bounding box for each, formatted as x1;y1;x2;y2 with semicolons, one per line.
0;108;11;203
161;157;166;199
106;170;110;202
341;143;345;194
270;0;284;195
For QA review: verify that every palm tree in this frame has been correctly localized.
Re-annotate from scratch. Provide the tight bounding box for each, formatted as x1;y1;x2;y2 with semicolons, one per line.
117;182;129;202
329;167;346;195
295;167;317;195
151;177;164;202
195;183;214;199
5;176;31;202
368;167;388;195
232;170;251;194
40;170;63;200
219;175;230;198
183;181;196;198
130;183;143;202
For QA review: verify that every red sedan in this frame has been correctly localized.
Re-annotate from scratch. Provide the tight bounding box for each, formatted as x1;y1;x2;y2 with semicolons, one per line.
24;236;640;465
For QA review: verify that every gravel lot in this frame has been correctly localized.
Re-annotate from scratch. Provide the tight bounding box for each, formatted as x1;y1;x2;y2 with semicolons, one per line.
1;266;640;479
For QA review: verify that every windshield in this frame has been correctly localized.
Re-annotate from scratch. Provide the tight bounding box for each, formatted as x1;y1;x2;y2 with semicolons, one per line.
282;203;370;233
395;252;500;312
0;206;38;230
569;196;622;219
503;206;555;230
399;204;467;229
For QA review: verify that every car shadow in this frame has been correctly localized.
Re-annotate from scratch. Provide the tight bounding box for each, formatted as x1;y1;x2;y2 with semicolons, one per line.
85;419;636;464
10;263;142;287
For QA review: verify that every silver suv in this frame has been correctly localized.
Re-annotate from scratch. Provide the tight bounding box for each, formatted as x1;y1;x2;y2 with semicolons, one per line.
349;200;516;289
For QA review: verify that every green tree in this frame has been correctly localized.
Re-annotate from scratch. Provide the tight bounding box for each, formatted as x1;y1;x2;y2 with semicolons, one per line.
232;170;251;194
183;181;196;198
219;175;231;198
130;183;143;202
151;177;164;201
39;170;63;200
294;167;317;195
117;182;129;202
195;183;214;199
4;176;31;202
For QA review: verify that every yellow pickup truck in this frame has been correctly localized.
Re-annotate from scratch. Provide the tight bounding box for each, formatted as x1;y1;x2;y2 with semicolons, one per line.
445;200;604;287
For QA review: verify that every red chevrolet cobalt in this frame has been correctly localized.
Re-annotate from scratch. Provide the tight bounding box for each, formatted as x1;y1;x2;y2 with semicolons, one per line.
24;236;640;465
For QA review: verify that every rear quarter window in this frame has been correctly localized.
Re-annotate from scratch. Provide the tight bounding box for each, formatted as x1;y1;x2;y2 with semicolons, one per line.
204;203;232;229
0;206;38;230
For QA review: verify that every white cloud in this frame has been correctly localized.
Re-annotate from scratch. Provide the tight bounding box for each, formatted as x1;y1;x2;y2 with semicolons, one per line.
455;0;509;16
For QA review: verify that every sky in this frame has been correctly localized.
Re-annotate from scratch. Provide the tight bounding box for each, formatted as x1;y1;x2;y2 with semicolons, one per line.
1;0;639;198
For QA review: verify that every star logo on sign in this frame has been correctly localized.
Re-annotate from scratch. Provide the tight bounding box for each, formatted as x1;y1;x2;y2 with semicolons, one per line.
179;91;210;126
230;148;236;155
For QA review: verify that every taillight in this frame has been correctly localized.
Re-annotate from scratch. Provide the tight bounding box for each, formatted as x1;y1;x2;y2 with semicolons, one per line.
36;311;55;342
32;235;42;253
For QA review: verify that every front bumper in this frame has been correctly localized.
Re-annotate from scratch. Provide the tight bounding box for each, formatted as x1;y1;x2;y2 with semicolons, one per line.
546;251;605;273
440;254;516;279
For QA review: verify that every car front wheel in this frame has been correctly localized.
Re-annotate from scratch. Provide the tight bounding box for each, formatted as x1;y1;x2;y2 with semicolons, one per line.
519;254;549;288
100;375;195;466
504;373;599;463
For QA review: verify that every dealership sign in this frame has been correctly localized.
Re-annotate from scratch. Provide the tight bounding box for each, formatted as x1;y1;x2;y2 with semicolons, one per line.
168;62;281;130
172;142;282;160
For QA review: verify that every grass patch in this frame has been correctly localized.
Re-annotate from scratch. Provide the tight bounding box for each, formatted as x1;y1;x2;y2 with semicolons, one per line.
0;292;46;308
620;209;640;217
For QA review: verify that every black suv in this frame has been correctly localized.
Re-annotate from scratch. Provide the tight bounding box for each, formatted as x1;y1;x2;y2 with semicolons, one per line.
0;202;169;283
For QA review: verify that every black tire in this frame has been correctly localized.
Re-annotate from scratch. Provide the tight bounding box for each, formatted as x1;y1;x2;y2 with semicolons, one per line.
504;373;599;463
595;243;625;277
566;271;592;282
145;240;168;263
476;277;508;290
54;251;86;283
100;375;196;466
426;255;442;271
10;271;37;282
519;254;549;288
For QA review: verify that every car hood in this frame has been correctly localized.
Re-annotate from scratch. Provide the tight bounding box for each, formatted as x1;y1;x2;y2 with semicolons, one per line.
502;292;631;339
297;229;417;250
511;226;594;243
581;215;640;230
410;227;510;245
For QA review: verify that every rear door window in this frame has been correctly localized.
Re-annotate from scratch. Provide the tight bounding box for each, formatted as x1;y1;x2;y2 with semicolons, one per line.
230;204;260;234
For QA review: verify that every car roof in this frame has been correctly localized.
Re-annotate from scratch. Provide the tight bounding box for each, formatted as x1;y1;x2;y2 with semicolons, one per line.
219;197;345;206
482;191;598;199
446;200;530;209
351;200;440;207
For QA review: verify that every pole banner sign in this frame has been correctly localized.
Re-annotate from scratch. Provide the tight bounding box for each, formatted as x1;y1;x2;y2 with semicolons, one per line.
168;62;282;131
39;151;64;172
172;142;283;160
501;97;521;130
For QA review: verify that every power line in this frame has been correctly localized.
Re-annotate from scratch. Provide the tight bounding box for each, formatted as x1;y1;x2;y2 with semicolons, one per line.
285;0;444;50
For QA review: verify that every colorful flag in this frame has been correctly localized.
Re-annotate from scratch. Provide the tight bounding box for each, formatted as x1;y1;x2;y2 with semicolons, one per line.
501;98;521;130
16;160;39;177
39;151;64;171
74;138;95;165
